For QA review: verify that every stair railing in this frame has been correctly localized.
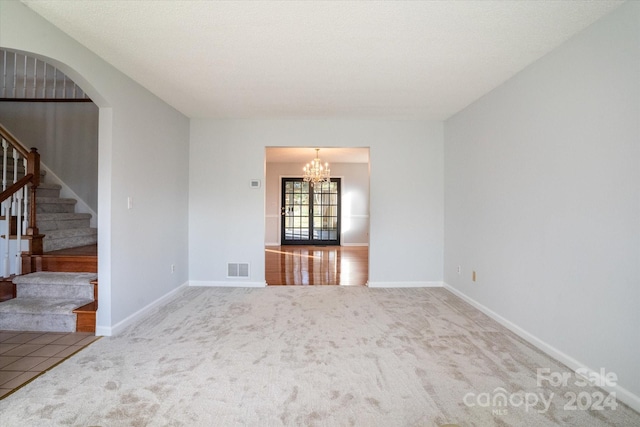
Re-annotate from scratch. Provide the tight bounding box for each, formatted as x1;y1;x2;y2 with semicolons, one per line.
0;123;41;277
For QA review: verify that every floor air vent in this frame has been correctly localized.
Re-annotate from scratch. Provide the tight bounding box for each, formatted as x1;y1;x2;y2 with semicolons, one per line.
227;263;250;278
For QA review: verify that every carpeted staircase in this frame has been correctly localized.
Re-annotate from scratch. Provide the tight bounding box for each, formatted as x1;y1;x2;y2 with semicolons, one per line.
37;182;97;252
0;125;98;333
0;182;98;333
0;272;96;332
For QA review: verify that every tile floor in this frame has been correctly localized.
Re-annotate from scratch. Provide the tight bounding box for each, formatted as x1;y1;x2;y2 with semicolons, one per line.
0;330;100;399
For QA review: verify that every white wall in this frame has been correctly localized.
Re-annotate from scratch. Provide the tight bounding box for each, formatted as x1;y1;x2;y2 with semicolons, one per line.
0;1;191;334
190;120;443;286
444;2;640;407
0;101;99;212
265;161;370;246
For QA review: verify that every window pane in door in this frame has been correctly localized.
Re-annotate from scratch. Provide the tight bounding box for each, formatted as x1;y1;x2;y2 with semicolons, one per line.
281;178;340;245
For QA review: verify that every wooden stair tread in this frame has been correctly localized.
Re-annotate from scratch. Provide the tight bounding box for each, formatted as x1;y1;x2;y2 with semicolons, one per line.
73;301;97;313
39;254;97;260
73;298;97;333
44;244;97;256
22;245;97;274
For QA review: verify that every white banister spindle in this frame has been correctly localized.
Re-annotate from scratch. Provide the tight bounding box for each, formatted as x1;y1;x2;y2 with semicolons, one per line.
53;67;57;98
1;139;8;277
15;185;23;275
2;139;7;191
12;148;18;185
42;62;46;98
12;52;17;98
11;148;18;222
2;198;11;277
22;55;27;98
22;156;29;235
33;57;38;99
1;50;88;100
2;50;7;98
10;149;24;276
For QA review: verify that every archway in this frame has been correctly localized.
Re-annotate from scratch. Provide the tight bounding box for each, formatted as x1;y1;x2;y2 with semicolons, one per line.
0;47;110;332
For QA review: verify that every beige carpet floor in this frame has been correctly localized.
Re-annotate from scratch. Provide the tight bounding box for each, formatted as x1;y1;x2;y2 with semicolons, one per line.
0;286;637;426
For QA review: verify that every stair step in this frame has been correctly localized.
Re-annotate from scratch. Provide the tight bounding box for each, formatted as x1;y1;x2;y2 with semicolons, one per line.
73;301;97;333
14;272;96;299
38;212;91;232
0;276;16;302
38;212;92;221
43;227;97;252
30;254;97;273
36;197;77;213
0;297;92;332
35;183;62;198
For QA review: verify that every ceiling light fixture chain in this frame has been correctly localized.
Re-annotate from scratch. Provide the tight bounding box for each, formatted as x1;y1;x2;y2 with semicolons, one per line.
303;148;331;186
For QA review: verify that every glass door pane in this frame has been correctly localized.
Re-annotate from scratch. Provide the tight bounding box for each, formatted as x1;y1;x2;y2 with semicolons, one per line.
282;179;310;241
312;180;339;242
281;178;340;245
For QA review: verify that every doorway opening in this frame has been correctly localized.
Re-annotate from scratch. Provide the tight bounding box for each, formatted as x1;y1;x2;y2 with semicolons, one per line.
265;147;370;285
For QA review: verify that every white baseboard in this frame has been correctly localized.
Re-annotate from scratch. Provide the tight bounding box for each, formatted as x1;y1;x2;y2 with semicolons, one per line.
95;326;111;336
442;282;640;414
367;281;443;288
189;280;267;288
95;281;188;336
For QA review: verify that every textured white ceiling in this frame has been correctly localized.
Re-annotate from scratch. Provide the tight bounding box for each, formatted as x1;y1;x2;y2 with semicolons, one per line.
22;0;623;120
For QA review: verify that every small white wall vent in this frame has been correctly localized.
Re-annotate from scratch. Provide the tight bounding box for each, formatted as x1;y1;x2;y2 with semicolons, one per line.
227;263;250;278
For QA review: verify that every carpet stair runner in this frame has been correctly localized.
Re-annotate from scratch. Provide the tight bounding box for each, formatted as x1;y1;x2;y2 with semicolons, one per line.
36;183;97;252
0;272;96;332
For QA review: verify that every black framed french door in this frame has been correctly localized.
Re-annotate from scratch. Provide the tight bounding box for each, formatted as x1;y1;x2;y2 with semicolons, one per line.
281;178;341;245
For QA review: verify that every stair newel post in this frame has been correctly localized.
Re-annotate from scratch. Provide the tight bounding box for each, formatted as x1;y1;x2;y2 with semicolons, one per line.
26;147;43;255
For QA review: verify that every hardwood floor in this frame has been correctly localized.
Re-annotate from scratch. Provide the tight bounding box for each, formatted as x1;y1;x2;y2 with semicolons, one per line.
265;246;368;286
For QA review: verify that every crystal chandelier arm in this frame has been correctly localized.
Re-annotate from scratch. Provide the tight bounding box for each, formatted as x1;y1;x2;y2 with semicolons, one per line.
302;148;330;186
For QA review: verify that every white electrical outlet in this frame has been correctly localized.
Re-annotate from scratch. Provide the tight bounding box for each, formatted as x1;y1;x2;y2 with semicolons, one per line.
457;265;461;275
127;197;133;210
171;264;175;273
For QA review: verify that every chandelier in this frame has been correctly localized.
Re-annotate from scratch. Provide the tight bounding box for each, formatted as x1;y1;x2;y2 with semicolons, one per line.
303;148;330;186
